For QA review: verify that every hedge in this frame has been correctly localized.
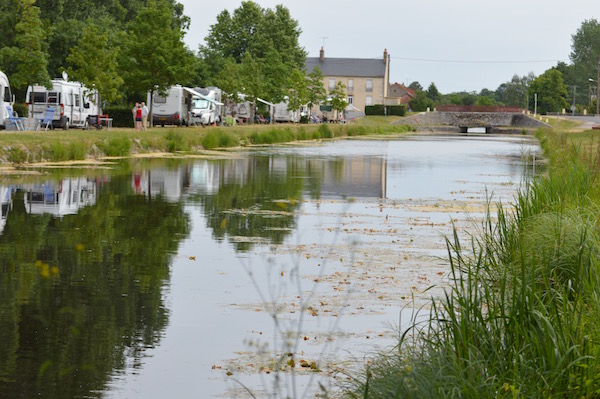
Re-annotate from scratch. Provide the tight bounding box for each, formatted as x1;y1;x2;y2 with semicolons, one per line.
103;106;135;128
365;104;406;116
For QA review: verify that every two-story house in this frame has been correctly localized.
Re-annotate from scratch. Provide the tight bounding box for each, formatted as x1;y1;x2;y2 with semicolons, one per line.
305;47;390;116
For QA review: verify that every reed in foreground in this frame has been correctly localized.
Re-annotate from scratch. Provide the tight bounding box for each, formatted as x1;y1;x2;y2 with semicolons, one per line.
344;129;600;398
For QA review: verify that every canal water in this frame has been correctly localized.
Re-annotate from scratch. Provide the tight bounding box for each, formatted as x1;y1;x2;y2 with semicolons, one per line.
0;135;538;398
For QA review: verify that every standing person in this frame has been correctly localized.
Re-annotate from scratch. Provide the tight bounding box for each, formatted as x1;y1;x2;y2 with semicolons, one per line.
141;102;149;130
132;102;139;127
135;103;143;132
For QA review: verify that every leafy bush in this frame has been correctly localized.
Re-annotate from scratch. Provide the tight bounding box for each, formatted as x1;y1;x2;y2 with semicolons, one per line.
365;104;406;116
103;106;135;128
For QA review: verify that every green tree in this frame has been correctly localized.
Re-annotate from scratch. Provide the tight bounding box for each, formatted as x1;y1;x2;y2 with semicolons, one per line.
305;66;326;110
201;1;305;102
528;69;569;114
426;82;441;102
285;68;308;114
409;90;434;112
329;81;348;117
0;0;51;98
120;0;195;117
66;18;124;104
408;81;423;92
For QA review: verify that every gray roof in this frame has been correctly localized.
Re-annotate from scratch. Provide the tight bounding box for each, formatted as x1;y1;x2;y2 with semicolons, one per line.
305;57;386;78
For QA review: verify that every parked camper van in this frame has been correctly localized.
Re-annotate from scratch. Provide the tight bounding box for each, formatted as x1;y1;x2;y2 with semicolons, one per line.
26;73;98;129
0;71;13;130
223;93;252;123
191;87;223;126
149;85;199;127
273;98;301;123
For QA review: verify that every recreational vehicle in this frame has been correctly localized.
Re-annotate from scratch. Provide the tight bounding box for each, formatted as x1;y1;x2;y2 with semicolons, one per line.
191;87;223;126
23;178;97;216
0;71;13;130
149;85;200;127
223;93;252;123
273;98;302;123
26;73;99;129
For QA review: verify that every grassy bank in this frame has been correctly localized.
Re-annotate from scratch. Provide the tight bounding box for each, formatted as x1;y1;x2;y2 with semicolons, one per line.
0;119;415;165
344;127;600;398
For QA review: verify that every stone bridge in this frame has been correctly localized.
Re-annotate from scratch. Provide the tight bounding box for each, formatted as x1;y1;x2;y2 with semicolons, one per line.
397;110;549;133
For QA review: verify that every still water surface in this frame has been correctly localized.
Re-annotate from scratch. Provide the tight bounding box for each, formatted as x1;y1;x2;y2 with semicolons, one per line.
0;135;538;398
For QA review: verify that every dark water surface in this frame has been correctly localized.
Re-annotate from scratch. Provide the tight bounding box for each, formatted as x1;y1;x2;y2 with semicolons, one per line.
0;136;538;398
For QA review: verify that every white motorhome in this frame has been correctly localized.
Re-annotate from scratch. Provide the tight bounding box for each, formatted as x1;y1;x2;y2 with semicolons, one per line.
149;85;200;127
0;71;13;130
23;178;97;216
223;93;252;123
26;73;99;129
191;87;223;126
273;98;302;123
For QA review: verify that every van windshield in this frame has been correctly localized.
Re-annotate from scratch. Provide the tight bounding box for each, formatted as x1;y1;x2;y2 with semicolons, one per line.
193;99;209;109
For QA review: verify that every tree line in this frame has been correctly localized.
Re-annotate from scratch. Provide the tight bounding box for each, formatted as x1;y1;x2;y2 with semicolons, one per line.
0;0;329;116
2;1;598;116
409;19;600;115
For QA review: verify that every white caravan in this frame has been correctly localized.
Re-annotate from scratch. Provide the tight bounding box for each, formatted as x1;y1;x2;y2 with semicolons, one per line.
191;87;223;126
26;73;99;129
149;85;201;127
0;71;14;130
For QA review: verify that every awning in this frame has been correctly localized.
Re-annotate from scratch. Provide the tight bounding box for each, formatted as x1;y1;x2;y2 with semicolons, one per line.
184;87;224;106
257;97;274;106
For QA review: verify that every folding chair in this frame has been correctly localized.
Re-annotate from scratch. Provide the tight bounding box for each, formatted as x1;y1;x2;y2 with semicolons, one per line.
38;107;55;131
5;105;24;131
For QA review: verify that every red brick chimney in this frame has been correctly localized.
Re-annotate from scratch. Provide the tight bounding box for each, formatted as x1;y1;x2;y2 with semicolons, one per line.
320;47;324;62
383;48;388;62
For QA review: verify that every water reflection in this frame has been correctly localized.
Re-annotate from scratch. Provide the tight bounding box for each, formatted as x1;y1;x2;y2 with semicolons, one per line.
0;136;538;398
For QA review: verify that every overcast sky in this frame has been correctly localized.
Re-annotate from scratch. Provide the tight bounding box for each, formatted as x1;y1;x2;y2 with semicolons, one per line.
178;0;599;94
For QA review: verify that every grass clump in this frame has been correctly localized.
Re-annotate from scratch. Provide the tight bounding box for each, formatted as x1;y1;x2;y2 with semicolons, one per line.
99;136;131;157
249;128;295;145
165;131;189;152
7;147;28;164
47;141;84;161
202;130;237;150
345;128;600;398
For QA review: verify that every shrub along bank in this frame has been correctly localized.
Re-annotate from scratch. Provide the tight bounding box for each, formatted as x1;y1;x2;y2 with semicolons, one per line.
343;127;600;398
0;121;416;164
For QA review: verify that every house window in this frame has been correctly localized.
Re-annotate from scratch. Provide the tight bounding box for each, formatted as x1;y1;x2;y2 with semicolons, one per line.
347;96;354;105
366;96;373;106
348;79;354;92
366;79;373;92
329;79;336;90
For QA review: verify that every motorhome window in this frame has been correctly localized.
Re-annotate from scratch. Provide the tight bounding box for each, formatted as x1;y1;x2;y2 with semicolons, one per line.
74;94;80;107
31;92;46;103
48;92;59;103
3;86;11;103
193;99;209;109
154;95;166;104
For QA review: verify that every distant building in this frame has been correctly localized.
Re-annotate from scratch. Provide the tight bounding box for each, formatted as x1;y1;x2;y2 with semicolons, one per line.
305;48;390;116
387;82;415;105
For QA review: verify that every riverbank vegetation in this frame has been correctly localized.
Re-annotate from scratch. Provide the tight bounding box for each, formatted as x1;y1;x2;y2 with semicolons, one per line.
0;121;415;165
342;127;600;397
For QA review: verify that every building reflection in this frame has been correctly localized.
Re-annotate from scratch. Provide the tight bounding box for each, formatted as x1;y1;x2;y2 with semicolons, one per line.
23;178;97;216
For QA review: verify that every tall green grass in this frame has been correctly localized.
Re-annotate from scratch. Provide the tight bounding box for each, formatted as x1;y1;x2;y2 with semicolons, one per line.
345;129;600;398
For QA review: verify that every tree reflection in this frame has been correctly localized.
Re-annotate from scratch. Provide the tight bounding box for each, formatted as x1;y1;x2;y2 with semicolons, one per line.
0;175;189;399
